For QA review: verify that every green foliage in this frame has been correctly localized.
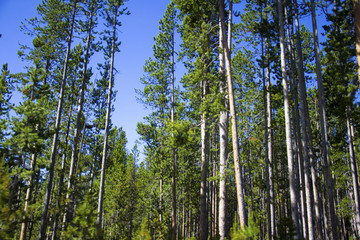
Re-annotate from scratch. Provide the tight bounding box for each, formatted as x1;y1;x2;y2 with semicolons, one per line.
62;191;97;239
0;158;17;239
0;64;13;155
134;220;152;240
230;214;260;240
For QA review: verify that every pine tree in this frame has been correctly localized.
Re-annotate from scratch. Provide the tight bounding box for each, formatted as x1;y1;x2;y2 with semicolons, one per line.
97;0;128;236
0;64;13;156
39;1;79;238
277;0;300;237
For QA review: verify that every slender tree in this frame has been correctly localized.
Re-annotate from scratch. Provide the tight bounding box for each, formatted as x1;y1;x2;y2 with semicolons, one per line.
219;0;246;229
39;1;78;239
310;0;334;237
63;0;97;226
218;9;229;240
277;0;300;237
97;0;127;235
353;0;360;87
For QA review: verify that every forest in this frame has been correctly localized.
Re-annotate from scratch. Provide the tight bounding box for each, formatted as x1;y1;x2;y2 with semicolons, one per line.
0;0;360;239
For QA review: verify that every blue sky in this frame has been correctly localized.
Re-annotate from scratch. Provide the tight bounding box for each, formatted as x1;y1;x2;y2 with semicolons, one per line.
0;0;171;155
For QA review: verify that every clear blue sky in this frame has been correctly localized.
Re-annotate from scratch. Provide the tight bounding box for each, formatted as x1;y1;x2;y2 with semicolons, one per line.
0;0;170;155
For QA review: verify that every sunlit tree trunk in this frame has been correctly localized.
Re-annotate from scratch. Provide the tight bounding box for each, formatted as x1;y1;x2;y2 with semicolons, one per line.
200;76;209;240
19;154;36;240
62;9;94;229
170;21;177;239
353;0;360;87
310;0;338;238
277;0;300;237
218;8;229;239
219;0;246;229
97;6;117;235
39;2;77;239
346;108;360;236
55;106;73;236
293;0;315;238
264;37;275;240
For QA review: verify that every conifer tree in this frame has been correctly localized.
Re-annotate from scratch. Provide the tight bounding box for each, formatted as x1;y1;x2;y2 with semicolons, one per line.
0;64;12;156
323;0;358;236
175;1;220;238
219;0;247;230
277;0;300;237
62;0;99;227
97;0;128;235
137;2;178;237
39;1;78;238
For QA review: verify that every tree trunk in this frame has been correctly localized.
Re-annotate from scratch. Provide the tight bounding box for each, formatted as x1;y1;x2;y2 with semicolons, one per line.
199;77;209;240
346;108;360;237
218;9;229;239
97;7;117;234
293;0;315;238
310;0;338;238
212;144;218;238
19;154;37;240
218;0;246;229
285;14;306;238
171;22;177;240
63;8;94;225
353;0;360;88
265;37;275;240
277;0;300;237
39;2;77;239
53;106;73;237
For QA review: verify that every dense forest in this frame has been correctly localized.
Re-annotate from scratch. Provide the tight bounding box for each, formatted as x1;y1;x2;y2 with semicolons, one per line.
1;0;360;239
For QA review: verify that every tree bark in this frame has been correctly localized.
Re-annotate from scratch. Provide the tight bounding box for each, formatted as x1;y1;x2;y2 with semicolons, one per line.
39;2;77;239
218;8;229;239
353;0;360;88
97;6;117;234
19;154;37;240
293;0;315;238
171;20;177;239
346;108;360;237
310;0;338;238
265;37;275;240
199;77;209;240
285;12;306;238
219;0;246;229
63;12;93;229
277;0;300;237
54;106;73;236
63;8;94;225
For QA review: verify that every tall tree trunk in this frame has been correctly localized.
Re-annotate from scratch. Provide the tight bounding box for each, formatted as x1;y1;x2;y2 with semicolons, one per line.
97;7;117;234
293;0;315;238
218;8;229;239
19;154;37;240
218;0;246;229
353;0;360;87
310;0;338;238
200;77;209;240
212;142;218;238
346;108;360;236
309;0;324;237
159;171;163;225
264;37;275;240
63;8;94;225
171;22;177;240
54;106;73;237
39;2;77;239
285;13;306;238
261;2;275;236
277;0;300;237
